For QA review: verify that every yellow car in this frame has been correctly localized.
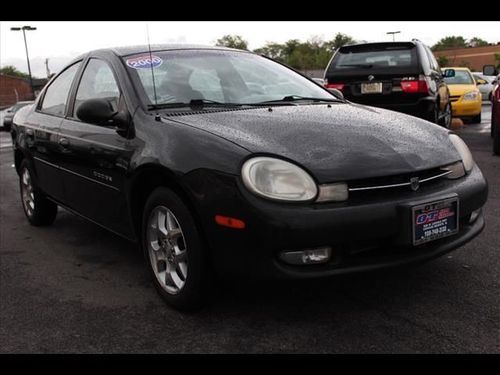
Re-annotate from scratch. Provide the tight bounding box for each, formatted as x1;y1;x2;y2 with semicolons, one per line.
442;67;482;123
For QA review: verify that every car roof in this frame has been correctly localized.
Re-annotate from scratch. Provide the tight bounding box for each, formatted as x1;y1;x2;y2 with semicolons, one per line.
89;44;246;57
442;67;472;72
338;41;417;49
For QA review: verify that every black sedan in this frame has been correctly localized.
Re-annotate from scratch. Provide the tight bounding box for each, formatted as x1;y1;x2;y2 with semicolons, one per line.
2;101;34;131
11;45;488;310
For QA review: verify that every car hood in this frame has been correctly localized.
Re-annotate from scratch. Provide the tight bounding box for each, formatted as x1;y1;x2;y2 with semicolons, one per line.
165;103;460;182
448;84;479;97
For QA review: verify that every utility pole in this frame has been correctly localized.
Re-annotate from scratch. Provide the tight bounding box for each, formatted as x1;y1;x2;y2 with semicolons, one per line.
386;31;401;42
45;58;51;78
11;25;37;99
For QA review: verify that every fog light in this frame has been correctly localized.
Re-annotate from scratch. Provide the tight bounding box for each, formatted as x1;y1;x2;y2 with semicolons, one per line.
280;247;332;265
469;209;481;224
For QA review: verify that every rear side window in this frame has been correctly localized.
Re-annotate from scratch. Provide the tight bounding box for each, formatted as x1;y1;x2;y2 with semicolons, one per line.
328;44;417;72
40;62;81;116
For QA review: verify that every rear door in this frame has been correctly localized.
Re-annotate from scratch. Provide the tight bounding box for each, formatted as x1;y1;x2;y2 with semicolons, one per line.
58;57;134;236
29;61;82;201
422;44;449;113
325;43;422;107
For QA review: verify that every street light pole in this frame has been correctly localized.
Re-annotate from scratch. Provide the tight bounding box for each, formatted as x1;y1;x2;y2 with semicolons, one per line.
11;25;37;99
386;31;401;42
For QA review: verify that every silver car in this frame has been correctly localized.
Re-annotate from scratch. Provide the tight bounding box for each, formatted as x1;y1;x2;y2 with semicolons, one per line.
472;72;495;101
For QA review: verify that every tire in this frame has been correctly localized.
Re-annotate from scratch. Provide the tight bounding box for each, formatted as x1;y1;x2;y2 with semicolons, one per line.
494;129;500;155
427;103;439;124
142;187;207;311
471;113;482;124
19;159;58;226
439;102;452;129
492;114;495;138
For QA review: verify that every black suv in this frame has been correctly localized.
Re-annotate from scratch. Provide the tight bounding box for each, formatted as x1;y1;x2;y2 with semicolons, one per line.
324;40;453;127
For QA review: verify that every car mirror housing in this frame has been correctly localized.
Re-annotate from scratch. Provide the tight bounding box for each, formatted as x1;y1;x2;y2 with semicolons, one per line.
476;79;486;85
442;69;455;78
483;65;498;76
76;98;129;130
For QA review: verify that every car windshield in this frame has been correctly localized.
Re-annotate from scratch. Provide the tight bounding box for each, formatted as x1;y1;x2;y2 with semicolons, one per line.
123;49;335;106
444;70;474;85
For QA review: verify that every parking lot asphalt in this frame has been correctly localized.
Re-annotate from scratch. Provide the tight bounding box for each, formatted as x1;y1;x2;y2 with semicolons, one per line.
0;105;498;354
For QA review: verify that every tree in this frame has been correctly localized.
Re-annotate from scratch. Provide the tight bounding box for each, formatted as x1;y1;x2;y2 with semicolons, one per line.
324;32;356;51
437;56;449;67
215;35;248;50
468;37;489;47
432;36;467;51
0;65;29;79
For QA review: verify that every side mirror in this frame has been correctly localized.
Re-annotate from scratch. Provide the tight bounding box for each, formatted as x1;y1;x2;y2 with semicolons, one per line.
483;65;498;76
328;88;344;100
476;78;487;85
76;98;129;129
442;69;455;78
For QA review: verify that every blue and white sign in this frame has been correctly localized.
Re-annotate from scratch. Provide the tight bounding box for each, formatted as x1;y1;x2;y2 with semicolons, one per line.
126;55;163;69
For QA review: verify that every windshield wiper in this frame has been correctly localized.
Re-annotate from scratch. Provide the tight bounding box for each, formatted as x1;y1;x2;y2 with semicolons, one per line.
148;99;242;110
147;102;190;110
249;95;343;105
338;63;374;68
189;99;242;107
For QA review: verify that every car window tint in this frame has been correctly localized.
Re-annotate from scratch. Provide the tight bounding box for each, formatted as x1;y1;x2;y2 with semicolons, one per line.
40;62;81;116
443;70;475;85
125;50;333;105
74;59;120;119
333;48;416;69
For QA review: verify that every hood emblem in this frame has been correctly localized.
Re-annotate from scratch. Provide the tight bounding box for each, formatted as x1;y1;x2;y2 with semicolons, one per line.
410;177;420;191
368;75;375;81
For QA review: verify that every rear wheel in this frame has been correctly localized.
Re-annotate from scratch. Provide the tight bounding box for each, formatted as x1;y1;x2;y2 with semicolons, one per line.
142;187;207;311
439;102;452;128
19;159;58;226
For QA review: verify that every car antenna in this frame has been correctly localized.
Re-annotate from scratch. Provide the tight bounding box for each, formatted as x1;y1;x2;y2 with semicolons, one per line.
146;24;160;120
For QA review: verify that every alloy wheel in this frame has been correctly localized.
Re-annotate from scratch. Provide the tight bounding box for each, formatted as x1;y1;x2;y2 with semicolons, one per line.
21;167;35;218
147;206;188;295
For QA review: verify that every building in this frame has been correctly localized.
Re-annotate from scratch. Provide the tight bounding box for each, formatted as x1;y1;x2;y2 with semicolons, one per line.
433;44;500;71
0;74;48;109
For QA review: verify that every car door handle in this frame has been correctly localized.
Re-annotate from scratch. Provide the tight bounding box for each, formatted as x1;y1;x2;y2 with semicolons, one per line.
59;137;70;148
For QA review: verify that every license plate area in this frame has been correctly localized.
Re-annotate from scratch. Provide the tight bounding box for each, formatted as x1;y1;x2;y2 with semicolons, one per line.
412;198;459;246
361;82;383;94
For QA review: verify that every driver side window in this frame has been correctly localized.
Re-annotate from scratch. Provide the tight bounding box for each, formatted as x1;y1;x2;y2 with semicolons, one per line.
74;59;120;120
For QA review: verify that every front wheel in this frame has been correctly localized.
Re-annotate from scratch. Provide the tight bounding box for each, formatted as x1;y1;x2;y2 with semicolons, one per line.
142;187;207;311
471;113;482;124
19;160;58;226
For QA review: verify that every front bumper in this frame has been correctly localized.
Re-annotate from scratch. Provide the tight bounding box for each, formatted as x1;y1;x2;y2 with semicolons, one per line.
451;99;482;117
185;164;488;280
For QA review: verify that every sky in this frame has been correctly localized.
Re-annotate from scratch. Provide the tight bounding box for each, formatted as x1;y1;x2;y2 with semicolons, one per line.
1;21;499;78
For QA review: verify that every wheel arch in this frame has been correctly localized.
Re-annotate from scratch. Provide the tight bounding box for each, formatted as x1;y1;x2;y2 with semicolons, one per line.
127;164;208;249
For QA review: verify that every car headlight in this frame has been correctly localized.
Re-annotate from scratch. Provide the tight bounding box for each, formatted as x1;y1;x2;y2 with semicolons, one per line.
241;157;318;201
462;91;480;101
449;134;474;174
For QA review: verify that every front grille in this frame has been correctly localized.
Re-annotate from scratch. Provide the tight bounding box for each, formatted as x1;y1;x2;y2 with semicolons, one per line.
450;95;461;102
348;167;451;193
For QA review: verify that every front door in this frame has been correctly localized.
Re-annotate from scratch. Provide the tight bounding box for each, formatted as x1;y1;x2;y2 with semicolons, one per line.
58;58;135;236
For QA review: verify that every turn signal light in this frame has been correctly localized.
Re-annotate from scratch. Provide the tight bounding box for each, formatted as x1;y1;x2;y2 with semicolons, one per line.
215;215;246;229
